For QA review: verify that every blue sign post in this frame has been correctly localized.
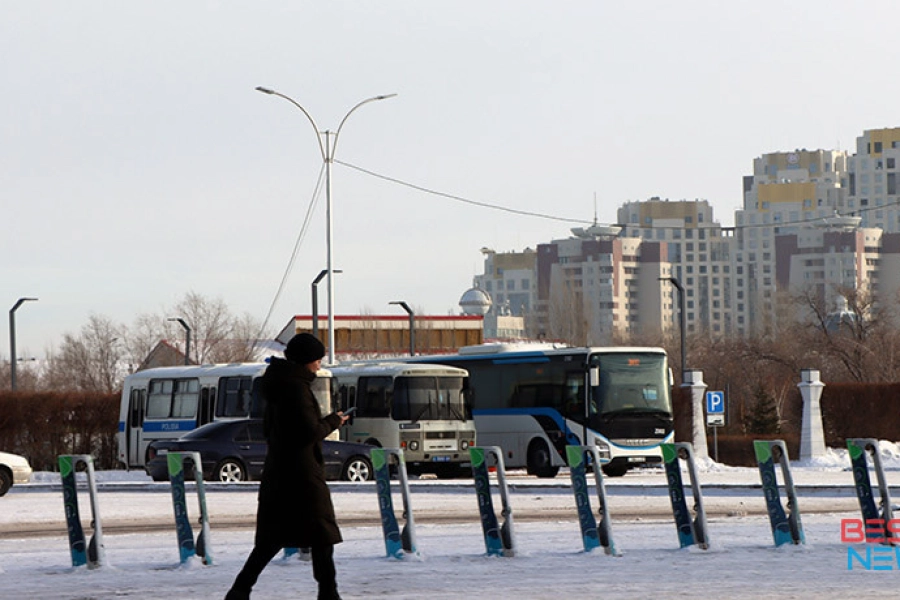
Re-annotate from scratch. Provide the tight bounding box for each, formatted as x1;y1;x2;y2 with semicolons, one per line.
705;391;725;463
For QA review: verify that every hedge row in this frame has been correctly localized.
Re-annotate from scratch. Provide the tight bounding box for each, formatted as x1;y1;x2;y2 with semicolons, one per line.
0;391;119;471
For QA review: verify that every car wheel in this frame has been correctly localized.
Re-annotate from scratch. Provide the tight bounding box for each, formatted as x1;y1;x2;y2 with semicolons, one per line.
214;459;247;482
0;468;12;496
342;456;373;482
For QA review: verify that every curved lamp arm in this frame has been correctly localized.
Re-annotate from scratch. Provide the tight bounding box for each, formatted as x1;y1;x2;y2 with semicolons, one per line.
255;86;327;161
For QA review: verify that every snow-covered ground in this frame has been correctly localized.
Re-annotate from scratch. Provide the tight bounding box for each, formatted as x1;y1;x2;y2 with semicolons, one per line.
3;444;900;599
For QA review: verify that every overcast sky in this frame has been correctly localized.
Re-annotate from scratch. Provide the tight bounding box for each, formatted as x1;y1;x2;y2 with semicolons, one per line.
4;1;899;358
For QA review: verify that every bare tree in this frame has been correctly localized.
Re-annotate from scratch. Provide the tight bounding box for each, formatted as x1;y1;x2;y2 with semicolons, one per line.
121;312;169;371
211;311;269;363
794;284;900;382
547;276;588;346
42;314;123;392
170;291;235;364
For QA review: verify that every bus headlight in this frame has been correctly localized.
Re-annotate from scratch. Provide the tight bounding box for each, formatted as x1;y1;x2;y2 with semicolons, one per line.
408;440;420;451
460;439;470;451
594;441;611;460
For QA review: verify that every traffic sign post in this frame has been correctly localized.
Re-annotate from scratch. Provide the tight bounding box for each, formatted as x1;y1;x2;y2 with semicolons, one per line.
705;391;726;462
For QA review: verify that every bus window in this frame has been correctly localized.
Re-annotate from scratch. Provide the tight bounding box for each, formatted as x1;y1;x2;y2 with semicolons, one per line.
391;377;429;421
172;379;199;418
593;354;670;413
129;388;144;427
147;380;174;418
249;379;265;418
337;384;355;412
438;376;468;420
218;376;253;418
358;376;391;418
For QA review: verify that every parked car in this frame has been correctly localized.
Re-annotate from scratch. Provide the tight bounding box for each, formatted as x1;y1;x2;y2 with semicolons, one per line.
0;451;33;496
145;419;375;483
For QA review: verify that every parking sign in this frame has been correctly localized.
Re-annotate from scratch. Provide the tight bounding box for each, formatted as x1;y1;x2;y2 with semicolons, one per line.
706;391;725;426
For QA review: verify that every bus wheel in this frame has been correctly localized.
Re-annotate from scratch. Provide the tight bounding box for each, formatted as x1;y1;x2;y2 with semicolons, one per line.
601;463;628;477
527;440;559;478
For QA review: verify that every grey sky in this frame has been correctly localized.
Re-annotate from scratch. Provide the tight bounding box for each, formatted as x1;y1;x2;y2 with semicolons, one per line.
3;1;897;357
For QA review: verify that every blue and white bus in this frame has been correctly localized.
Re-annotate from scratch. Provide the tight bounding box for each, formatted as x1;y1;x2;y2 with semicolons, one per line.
116;362;334;469
405;344;674;477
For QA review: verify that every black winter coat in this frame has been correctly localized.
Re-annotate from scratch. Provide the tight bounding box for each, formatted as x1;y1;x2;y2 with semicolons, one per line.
254;357;343;548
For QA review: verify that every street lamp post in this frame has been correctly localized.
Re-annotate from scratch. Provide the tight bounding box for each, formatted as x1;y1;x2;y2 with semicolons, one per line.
168;318;191;366
256;86;396;365
9;297;38;391
660;277;686;374
390;301;415;356
312;269;342;341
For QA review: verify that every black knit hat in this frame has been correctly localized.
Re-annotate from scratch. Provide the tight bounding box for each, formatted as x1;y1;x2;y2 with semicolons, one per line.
284;333;326;364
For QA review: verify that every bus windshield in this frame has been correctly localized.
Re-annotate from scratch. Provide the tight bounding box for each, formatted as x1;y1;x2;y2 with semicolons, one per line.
392;376;468;422
589;352;671;416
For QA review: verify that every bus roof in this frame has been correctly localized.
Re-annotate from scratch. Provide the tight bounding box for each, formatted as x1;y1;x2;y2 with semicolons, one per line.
123;362;333;381
328;362;468;377
423;345;667;360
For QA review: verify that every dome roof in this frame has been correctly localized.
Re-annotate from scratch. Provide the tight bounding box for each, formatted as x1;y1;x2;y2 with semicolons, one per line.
459;287;492;315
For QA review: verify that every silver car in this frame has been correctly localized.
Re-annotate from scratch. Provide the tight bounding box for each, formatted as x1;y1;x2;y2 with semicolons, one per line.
0;451;33;496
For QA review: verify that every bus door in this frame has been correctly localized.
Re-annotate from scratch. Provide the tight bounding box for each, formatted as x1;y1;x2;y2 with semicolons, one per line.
126;387;146;467
197;384;216;428
562;370;587;444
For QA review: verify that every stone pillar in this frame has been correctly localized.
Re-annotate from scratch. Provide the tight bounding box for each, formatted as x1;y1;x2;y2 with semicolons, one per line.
798;369;826;460
682;370;709;460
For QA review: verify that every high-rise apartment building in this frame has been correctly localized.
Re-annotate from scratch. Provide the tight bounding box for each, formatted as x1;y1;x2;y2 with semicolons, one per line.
846;127;900;232
617;199;733;336
735;148;849;335
471;127;900;342
472;247;537;317
529;223;671;344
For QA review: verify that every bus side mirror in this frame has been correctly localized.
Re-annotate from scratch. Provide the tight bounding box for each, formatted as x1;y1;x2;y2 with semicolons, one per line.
589;366;600;388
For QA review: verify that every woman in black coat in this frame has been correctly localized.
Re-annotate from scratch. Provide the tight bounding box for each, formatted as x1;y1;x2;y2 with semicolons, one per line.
226;334;348;600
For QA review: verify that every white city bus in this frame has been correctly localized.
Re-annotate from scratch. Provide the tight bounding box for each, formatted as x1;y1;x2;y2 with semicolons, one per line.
116;362;335;469
405;344;674;477
329;362;476;478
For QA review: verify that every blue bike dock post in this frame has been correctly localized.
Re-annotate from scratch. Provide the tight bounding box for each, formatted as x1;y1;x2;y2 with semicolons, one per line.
661;442;710;550
371;447;418;558
469;446;516;557
754;440;805;546
59;454;106;569
847;438;895;544
566;445;618;556
167;451;212;565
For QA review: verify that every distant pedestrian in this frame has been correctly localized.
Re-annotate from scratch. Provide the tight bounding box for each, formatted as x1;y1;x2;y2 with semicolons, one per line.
225;333;349;600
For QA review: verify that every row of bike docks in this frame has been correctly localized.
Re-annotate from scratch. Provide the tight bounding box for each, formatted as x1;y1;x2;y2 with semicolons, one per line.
57;437;896;569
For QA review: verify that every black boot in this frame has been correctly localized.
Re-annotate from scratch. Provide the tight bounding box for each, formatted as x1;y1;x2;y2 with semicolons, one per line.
317;585;341;600
224;587;250;600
